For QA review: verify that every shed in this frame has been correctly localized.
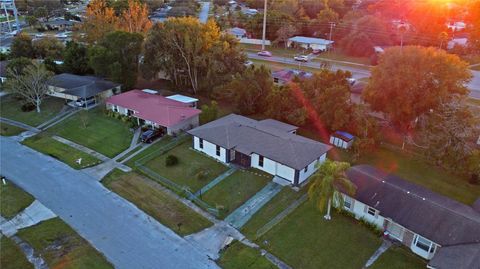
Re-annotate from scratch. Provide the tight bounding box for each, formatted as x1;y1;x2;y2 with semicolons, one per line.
166;94;199;108
287;36;334;52
330;131;355;149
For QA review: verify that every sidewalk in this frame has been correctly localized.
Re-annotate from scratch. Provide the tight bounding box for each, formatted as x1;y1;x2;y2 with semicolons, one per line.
0;117;39;132
0;200;56;236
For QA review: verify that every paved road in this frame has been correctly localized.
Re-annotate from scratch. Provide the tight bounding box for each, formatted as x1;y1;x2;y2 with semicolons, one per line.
248;53;480;99
0;137;219;269
198;2;210;23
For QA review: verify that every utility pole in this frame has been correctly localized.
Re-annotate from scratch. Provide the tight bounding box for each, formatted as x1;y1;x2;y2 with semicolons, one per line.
328;22;335;41
261;0;267;51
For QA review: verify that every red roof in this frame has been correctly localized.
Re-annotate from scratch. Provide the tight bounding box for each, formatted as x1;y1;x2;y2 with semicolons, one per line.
106;90;201;127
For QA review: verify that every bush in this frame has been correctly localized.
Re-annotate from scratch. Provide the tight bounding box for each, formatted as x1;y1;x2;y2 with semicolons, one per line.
359;217;383;236
21;103;36;112
195;170;208;181
165;155;179;166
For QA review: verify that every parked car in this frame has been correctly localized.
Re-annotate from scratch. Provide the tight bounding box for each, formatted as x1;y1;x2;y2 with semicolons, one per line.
244;60;253;67
141;129;164;143
75;98;95;107
35;33;45;38
257;50;272;57
294;55;309;62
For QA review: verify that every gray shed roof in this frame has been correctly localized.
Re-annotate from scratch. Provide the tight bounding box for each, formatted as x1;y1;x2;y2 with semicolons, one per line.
48;73;120;99
428;243;480;269
346;165;480;246
188;114;331;170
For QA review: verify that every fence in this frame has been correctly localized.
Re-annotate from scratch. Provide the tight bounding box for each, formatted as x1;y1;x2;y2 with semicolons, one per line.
255;194;308;239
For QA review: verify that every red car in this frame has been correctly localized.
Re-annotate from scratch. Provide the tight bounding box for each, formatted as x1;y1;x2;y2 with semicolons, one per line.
257;50;272;57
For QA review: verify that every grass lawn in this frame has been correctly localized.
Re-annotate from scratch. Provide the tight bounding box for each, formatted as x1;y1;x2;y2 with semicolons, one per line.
102;170;212;236
0;237;34;269
49;108;132;158
330;147;480;205
17;218;113;269
259;202;382;269
0;96;64;127
0;122;25;136
241;187;306;238
0;180;34;219
23;134;102;169
371;246;427;269
217;241;276;269
201;169;271;218
143;140;229;192
125;136;174;167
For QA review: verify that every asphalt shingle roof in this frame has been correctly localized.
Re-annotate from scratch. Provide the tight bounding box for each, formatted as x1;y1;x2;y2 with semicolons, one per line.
48;73;120;99
188;114;331;170
429;243;480;269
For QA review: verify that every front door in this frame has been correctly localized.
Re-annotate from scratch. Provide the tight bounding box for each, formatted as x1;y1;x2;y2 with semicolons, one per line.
234;151;251;168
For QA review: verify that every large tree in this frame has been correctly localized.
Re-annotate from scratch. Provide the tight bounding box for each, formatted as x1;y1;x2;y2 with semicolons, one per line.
62;41;91;75
10;33;35;59
117;0;152;34
265;84;307;126
82;0;118;43
33;37;65;59
308;160;355;220
5;62;53;113
363;46;471;144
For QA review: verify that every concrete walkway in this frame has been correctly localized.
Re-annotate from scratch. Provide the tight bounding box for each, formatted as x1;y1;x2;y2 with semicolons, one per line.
53;135;110;162
0;200;56;236
37;106;78;130
0;117;39;132
112;128;142;162
194;167;237;197
225;182;283;228
364;240;392;268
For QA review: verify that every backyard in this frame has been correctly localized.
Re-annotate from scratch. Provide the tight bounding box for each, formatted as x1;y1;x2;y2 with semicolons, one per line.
48;108;133;158
23;134;102;169
143;140;229;192
0;237;33;269
201;169;271;218
0;96;65;127
17;218;113;269
0;122;25;136
102;170;213;236
217;241;276;269
0;180;34;219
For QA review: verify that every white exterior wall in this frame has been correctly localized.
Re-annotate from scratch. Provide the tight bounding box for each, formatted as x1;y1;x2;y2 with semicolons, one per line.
345;195;385;228
251;153;295;182
298;153;327;184
167;115;199;135
193;136;227;163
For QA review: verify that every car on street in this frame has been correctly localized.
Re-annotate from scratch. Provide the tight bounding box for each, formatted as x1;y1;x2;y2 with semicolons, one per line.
244;60;254;67
294;55;309;62
141;129;164;143
257;50;272;57
35;33;45;38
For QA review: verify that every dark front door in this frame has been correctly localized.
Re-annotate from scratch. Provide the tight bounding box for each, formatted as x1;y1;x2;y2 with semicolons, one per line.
233;151;251;168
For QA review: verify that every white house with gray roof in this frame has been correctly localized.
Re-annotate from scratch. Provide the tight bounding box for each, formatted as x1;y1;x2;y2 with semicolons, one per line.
187;114;331;186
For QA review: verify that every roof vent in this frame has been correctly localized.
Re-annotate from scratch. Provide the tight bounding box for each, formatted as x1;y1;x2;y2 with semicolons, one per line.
422;198;426;201
407;191;410;194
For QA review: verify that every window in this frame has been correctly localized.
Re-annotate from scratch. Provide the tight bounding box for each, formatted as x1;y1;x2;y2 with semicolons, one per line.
216;145;221;156
273;78;279;83
113;105;118;113
258;155;264;167
304;166;308;173
415;235;435;253
199;138;203;149
344;196;352;210
367;207;376;216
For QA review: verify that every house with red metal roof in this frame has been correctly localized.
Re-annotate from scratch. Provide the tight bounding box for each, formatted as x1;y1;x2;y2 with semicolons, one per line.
106;90;201;135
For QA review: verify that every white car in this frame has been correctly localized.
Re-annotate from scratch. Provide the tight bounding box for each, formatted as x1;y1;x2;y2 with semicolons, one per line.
244;60;253;67
35;33;45;38
294;55;309;62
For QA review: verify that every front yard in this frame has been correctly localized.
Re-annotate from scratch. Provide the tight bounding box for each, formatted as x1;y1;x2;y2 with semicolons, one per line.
217;241;276;269
0;122;25;136
17;218;113;269
143;140;229;192
0;96;65;127
102;170;213;236
23;134;102;169
49;108;133;158
0;180;34;219
371;246;426;269
0;237;33;269
201;169;271;218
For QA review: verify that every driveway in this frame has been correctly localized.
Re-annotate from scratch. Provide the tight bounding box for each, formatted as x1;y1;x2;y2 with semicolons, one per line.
0;137;219;269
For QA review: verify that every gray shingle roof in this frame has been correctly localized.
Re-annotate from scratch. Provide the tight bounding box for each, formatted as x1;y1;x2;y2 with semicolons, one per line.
428;243;480;269
346;165;480;246
48;73;120;99
188;114;331;170
258;119;298;133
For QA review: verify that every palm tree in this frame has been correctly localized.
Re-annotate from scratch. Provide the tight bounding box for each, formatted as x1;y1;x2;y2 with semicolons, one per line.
438;31;449;50
308;160;356;220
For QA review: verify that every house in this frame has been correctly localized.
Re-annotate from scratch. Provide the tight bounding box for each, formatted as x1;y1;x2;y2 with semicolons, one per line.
227;27;247;39
242;8;258;16
106;89;201;135
45;18;76;31
188;114;332;185
446;21;466;32
342;165;480;267
330;131;355;149
47;73;121;108
447;37;468;50
272;69;313;85
287;36;334;52
166;94;198;108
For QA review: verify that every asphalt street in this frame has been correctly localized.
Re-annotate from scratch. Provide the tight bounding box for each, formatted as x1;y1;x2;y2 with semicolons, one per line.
0;137;219;269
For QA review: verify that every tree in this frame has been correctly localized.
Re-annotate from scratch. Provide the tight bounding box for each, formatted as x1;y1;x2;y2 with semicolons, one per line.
33;37;64;59
308;160;355;220
62;41;91;75
33;7;48;20
363;46;471;147
275;24;298;48
25;16;38;27
5;62;53;113
10;34;35;58
311;8;339;38
82;0;118;43
200;101;219;124
245;10;293;40
438;31;449;50
88;31;143;89
5;58;33;77
117;0;153;34
265;85;307;126
467;1;480;52
272;0;300;16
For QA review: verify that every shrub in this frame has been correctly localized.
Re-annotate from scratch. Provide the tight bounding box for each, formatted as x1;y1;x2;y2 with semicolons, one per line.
121;115;129;122
359;217;383;236
21;103;36;112
195;170;208;181
165;155;179;166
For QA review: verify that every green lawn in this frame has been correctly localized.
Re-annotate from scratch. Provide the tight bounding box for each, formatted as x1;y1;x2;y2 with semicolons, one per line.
0;180;34;219
0;237;34;269
371;246;427;269
23;134;102;169
143;140;229;192
0;96;65;127
241;187;306;238
125;136;174;167
17;218;113;269
49;108;133;158
217;241;276;269
259;202;382;269
330;147;480;205
102;170;212;236
201;169;271;218
0;122;25;136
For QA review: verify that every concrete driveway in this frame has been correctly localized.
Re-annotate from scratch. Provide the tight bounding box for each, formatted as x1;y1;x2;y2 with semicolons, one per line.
0;137;219;269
